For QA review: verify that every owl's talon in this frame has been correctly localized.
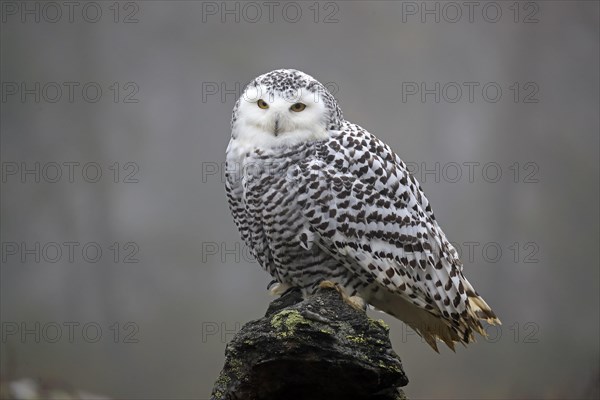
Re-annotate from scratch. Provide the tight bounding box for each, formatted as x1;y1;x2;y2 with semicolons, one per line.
319;280;367;312
318;280;338;290
268;280;293;296
348;295;368;312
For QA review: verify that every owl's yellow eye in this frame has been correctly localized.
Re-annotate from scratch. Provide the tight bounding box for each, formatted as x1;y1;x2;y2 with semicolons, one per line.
290;103;306;112
257;99;269;109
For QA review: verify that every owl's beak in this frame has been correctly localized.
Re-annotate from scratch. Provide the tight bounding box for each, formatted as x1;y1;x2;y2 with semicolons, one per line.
273;117;280;136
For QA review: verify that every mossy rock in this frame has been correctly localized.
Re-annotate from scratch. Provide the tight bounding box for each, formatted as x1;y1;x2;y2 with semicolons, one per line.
211;287;408;400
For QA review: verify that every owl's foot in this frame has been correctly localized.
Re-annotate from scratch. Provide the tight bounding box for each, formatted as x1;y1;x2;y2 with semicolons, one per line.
319;280;367;312
267;280;293;296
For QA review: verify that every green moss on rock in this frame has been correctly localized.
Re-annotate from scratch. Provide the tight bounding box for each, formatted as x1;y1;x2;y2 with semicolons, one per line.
270;309;310;338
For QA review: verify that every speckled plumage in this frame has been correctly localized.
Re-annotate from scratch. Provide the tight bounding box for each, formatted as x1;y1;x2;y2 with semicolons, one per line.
225;69;500;351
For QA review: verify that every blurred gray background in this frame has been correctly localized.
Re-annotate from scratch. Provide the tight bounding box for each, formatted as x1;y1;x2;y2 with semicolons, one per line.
1;1;599;399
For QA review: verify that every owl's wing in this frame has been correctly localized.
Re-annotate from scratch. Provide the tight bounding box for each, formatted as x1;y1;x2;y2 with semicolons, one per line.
225;158;251;246
225;156;274;272
294;153;498;350
329;125;462;265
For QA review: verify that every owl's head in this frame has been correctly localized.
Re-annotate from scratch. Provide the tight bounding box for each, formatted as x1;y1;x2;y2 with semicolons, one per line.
230;69;343;149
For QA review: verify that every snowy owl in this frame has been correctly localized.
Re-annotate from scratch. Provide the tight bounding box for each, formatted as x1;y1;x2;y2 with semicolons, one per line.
225;69;500;351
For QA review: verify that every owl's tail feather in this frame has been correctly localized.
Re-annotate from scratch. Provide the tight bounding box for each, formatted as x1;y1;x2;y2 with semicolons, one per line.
369;290;463;353
369;287;500;352
464;281;502;326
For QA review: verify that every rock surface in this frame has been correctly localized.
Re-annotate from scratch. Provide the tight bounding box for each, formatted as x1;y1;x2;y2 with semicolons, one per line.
211;286;408;400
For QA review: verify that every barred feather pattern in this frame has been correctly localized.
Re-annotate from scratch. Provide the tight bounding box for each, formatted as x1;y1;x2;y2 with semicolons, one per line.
225;69;500;351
